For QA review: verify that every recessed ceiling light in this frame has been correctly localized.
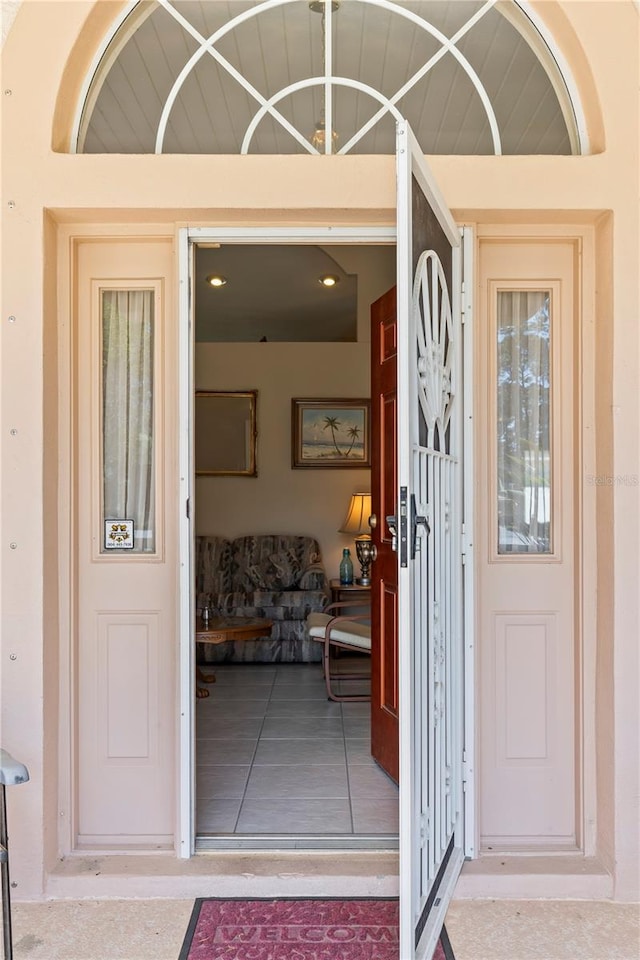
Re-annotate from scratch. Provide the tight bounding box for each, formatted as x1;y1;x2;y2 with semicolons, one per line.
206;275;227;288
318;275;339;287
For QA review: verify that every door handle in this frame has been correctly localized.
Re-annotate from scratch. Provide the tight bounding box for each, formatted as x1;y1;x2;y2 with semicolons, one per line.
368;513;377;529
411;493;430;558
386;515;398;552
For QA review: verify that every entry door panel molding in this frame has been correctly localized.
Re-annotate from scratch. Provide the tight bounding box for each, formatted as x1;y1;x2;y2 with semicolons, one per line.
371;286;400;783
478;239;577;851
75;239;177;848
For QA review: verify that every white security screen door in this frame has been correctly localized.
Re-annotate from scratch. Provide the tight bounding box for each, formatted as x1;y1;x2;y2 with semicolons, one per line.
396;122;467;959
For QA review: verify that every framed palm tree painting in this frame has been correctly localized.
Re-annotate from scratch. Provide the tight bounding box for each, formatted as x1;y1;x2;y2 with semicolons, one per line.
291;398;371;468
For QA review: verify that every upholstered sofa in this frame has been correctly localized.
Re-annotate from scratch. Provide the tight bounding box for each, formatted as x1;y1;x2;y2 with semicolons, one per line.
195;534;329;662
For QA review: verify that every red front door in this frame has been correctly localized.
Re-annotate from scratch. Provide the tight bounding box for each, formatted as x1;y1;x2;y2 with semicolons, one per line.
370;285;399;785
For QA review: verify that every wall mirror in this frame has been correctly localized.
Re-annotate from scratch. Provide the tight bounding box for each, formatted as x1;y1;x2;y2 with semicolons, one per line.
195;391;257;476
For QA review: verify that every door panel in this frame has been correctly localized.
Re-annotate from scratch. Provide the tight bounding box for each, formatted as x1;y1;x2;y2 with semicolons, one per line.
371;286;399;783
75;239;176;846
396;123;466;960
478;240;577;849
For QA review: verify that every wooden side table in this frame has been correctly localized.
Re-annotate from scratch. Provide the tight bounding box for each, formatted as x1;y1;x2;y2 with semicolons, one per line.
330;578;371;605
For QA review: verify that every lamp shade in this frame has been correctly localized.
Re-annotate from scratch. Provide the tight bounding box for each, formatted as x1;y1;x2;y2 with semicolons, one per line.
339;493;372;536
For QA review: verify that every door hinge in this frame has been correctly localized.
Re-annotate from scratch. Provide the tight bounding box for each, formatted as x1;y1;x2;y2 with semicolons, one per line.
460;280;466;324
461;522;468;565
186;498;191;519
462;749;471;792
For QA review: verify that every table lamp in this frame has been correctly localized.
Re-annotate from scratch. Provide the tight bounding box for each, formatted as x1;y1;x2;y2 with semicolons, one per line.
339;492;375;585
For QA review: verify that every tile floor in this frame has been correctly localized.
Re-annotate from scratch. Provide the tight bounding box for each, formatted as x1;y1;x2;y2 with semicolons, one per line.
196;662;399;837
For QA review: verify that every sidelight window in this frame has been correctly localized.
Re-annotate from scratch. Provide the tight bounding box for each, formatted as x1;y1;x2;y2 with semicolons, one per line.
496;290;552;555
101;289;155;553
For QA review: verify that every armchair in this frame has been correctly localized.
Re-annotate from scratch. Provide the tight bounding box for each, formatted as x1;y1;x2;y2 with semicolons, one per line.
306;601;372;701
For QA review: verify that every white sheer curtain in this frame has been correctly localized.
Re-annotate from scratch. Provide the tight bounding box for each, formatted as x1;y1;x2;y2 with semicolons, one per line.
102;290;155;553
497;291;551;554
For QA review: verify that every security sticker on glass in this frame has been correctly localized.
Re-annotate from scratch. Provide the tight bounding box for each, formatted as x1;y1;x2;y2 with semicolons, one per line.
104;519;134;550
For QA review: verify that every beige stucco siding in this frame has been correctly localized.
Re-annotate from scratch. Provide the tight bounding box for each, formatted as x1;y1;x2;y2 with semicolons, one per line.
0;0;638;902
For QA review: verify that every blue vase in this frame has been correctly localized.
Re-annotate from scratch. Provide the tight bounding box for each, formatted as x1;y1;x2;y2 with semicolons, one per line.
339;548;354;585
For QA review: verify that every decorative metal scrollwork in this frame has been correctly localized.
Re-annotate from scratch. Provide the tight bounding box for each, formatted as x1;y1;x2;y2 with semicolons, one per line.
412;249;454;453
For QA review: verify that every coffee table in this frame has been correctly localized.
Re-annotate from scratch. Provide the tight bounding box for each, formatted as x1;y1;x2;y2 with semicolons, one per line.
195;616;273;689
195;615;273;645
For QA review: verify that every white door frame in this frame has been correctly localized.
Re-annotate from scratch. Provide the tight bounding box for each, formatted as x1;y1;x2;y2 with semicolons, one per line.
461;226;476;860
176;223;475;861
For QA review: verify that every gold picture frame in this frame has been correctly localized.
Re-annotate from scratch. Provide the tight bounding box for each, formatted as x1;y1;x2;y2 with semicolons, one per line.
291;398;371;469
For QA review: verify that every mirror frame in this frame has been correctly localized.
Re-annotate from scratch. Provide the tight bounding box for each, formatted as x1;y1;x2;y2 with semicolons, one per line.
195;390;257;476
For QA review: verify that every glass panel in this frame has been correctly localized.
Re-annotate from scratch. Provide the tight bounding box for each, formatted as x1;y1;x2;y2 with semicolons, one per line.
101;290;155;553
79;0;575;157
497;291;551;554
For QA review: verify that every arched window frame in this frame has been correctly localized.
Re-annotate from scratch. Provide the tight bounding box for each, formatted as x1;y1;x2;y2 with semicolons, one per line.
71;0;589;157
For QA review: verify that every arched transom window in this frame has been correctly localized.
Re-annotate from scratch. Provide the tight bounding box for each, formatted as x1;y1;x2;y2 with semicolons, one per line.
75;0;584;156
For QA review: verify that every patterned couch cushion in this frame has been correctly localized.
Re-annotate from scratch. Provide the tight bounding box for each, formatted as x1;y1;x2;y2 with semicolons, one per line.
195;537;232;608
246;551;303;590
230;535;327;593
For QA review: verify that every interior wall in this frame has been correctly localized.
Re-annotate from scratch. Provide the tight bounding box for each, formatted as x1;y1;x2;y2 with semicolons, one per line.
195;341;369;578
322;246;395;343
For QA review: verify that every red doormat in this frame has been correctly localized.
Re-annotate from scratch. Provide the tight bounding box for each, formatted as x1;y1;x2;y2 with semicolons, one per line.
179;897;455;959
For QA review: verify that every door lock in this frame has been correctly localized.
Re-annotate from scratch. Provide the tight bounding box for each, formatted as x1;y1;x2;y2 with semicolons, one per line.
388;488;410;565
386;515;398;552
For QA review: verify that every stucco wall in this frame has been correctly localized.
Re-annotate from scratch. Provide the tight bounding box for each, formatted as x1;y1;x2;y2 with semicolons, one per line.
1;0;20;45
0;0;638;902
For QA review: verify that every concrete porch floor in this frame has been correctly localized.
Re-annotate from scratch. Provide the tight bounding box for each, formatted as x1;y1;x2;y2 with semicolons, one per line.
9;897;640;960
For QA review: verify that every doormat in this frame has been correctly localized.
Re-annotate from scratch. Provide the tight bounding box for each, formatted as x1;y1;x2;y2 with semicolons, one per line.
179;897;456;959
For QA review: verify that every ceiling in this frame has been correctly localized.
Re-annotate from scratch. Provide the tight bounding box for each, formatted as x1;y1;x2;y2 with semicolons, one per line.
79;0;575;156
195;243;374;341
